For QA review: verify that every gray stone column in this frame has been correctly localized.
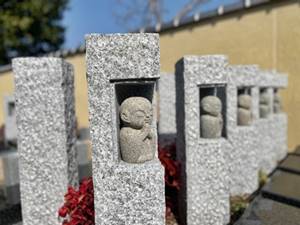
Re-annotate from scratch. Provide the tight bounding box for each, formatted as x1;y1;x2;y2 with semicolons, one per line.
12;57;78;225
270;71;288;161
175;55;230;225
86;34;165;225
2;150;20;205
256;71;275;175
158;73;176;147
226;65;260;196
3;95;17;146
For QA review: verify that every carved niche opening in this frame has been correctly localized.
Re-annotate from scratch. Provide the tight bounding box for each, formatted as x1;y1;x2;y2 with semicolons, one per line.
237;87;252;126
199;84;227;139
259;88;271;119
114;80;156;164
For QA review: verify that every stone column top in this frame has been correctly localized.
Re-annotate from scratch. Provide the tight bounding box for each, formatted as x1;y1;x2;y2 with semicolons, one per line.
12;57;69;71
266;70;288;88
176;55;228;85
85;33;160;81
177;55;228;67
258;70;277;87
227;65;261;86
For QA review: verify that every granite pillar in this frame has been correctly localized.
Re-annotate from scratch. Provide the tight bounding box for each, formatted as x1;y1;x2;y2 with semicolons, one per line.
175;55;230;225
12;57;78;225
227;65;260;196
270;71;288;161
256;71;275;175
86;34;165;225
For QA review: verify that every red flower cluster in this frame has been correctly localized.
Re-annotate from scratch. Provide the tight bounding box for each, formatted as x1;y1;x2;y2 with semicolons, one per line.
58;178;95;225
158;143;180;190
158;143;181;218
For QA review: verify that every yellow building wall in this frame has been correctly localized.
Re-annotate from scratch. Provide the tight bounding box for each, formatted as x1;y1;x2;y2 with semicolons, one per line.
0;1;299;150
159;1;300;151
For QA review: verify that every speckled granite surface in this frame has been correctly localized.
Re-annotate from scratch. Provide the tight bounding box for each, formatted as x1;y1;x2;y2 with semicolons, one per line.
86;34;165;225
12;58;78;225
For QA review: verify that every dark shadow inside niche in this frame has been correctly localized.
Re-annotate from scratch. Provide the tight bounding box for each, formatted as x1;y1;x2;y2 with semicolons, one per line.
237;87;252;126
259;88;270;119
8;102;15;116
199;84;227;138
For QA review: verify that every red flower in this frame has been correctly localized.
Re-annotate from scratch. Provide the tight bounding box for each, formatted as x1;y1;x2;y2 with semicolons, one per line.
158;142;181;217
58;177;95;225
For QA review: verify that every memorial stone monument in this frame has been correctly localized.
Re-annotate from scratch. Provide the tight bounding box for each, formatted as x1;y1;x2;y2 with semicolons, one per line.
227;65;260;196
86;33;165;225
257;71;275;174
270;71;288;161
175;55;230;225
12;57;78;225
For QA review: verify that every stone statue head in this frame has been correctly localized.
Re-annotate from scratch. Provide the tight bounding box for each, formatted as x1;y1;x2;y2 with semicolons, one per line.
201;96;222;116
120;97;152;129
238;94;252;110
260;92;270;105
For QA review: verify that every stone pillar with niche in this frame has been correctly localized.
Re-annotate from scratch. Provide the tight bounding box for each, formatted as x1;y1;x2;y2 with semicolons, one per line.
227;65;260;196
85;33;165;225
257;71;276;175
175;55;230;225
270;71;288;162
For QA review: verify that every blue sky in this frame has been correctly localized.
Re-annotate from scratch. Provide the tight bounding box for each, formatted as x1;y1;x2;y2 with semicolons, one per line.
62;0;240;49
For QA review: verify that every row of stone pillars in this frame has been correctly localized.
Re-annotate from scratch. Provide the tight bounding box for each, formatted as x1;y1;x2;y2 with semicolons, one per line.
161;58;287;225
10;33;287;225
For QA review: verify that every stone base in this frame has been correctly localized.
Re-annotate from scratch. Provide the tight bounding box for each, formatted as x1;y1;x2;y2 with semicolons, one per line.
181;138;230;225
256;119;275;175
228;127;259;196
93;160;165;225
271;114;288;162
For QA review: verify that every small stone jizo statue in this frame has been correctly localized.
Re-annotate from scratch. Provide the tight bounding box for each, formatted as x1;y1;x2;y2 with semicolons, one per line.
200;95;223;138
238;94;252;126
119;97;154;163
259;91;271;118
273;90;282;114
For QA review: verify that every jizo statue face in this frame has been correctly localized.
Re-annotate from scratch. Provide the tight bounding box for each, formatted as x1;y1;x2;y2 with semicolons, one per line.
120;97;152;129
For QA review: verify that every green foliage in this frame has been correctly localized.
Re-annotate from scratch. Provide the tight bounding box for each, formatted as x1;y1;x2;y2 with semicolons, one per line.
230;195;249;224
0;0;69;65
259;169;268;187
